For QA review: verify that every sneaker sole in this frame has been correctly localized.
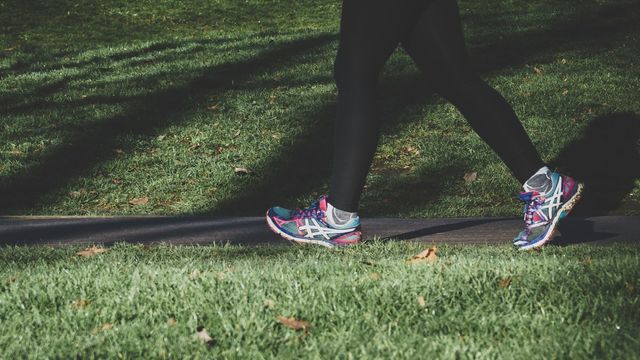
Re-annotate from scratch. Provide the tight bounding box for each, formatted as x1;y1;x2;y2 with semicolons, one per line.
518;182;585;251
265;210;360;249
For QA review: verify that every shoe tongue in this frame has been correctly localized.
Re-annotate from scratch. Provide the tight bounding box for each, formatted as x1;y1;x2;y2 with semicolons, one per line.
319;196;328;212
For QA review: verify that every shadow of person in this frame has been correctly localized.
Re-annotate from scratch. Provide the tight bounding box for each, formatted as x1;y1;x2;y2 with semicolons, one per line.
551;112;640;243
552;112;640;215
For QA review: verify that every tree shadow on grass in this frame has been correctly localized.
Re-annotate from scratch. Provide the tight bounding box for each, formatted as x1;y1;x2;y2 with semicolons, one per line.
1;1;638;217
202;1;640;217
0;33;337;214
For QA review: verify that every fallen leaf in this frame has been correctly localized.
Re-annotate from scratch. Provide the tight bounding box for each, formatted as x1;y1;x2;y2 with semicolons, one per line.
370;272;381;281
92;323;113;335
156;134;166;141
463;172;477;184
196;326;215;345
417;296;426;308
6;273;19;284
69;188;86;198
76;245;109;257
167;318;177;326
264;299;276;309
561;58;567;64
406;246;438;265
189;269;200;279
561;89;569;95
189;143;201;151
625;282;636;293
129;196;149;206
403;145;420;155
277;316;310;332
268;95;277;104
72;299;90;308
234;167;252;175
113;148;124;155
207;104;220;111
579;257;592;266
498;277;512;288
533;66;542;74
111;178;123;185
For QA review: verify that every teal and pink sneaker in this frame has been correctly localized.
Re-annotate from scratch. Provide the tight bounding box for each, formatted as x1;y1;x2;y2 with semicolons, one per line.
266;195;362;248
513;172;584;250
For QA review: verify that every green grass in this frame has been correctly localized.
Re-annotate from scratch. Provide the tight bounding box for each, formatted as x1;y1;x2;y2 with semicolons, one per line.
1;0;639;217
1;242;638;358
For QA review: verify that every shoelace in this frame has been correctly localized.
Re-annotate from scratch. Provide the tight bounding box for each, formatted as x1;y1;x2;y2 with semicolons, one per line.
291;198;325;219
519;191;545;228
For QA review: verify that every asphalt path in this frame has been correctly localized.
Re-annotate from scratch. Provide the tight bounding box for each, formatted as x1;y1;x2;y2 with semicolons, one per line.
0;216;637;247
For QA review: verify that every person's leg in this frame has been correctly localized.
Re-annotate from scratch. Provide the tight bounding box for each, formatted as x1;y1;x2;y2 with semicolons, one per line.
327;0;424;213
399;0;583;250
399;0;545;184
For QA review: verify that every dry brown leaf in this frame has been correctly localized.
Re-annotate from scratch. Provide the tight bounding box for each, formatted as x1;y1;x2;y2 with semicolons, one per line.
72;299;90;308
129;196;149;206
6;273;19;284
370;272;381;281
196;326;215;345
167;318;177;326
498;277;512;288
579;257;592;266
234;167;252;175
189;269;200;280
533;66;542;74
463;172;477;184
560;58;567;64
406;246;438;265
417;296;426;308
264;299;276;309
76;245;109;257
277;316;310;332
207;104;220;111
92;323;113;335
625;282;636;293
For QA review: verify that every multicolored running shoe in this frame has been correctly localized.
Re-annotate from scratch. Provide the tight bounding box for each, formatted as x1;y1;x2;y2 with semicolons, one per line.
266;195;362;249
513;171;584;250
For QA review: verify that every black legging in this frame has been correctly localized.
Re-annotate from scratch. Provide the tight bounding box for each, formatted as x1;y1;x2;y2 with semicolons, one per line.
328;0;545;212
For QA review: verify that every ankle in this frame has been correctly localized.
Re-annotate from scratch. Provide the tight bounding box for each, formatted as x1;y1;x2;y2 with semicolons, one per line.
325;201;359;228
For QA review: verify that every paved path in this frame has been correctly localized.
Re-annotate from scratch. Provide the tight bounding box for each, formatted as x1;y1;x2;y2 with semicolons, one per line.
0;216;637;246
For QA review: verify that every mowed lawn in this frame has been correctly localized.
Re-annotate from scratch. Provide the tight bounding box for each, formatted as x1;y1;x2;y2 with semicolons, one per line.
1;242;639;358
1;0;639;217
1;1;640;357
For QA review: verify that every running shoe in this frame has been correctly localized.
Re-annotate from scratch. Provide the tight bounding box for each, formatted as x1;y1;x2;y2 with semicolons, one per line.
266;194;362;248
513;171;584;250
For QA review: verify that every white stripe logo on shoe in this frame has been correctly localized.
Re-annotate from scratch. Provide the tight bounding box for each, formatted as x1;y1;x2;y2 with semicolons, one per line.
300;218;356;239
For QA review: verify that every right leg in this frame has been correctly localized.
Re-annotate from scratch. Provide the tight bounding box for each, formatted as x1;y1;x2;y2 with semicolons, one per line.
399;0;545;184
328;0;423;212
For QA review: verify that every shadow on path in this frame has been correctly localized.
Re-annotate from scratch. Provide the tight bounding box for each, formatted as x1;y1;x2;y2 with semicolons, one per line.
1;216;636;247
